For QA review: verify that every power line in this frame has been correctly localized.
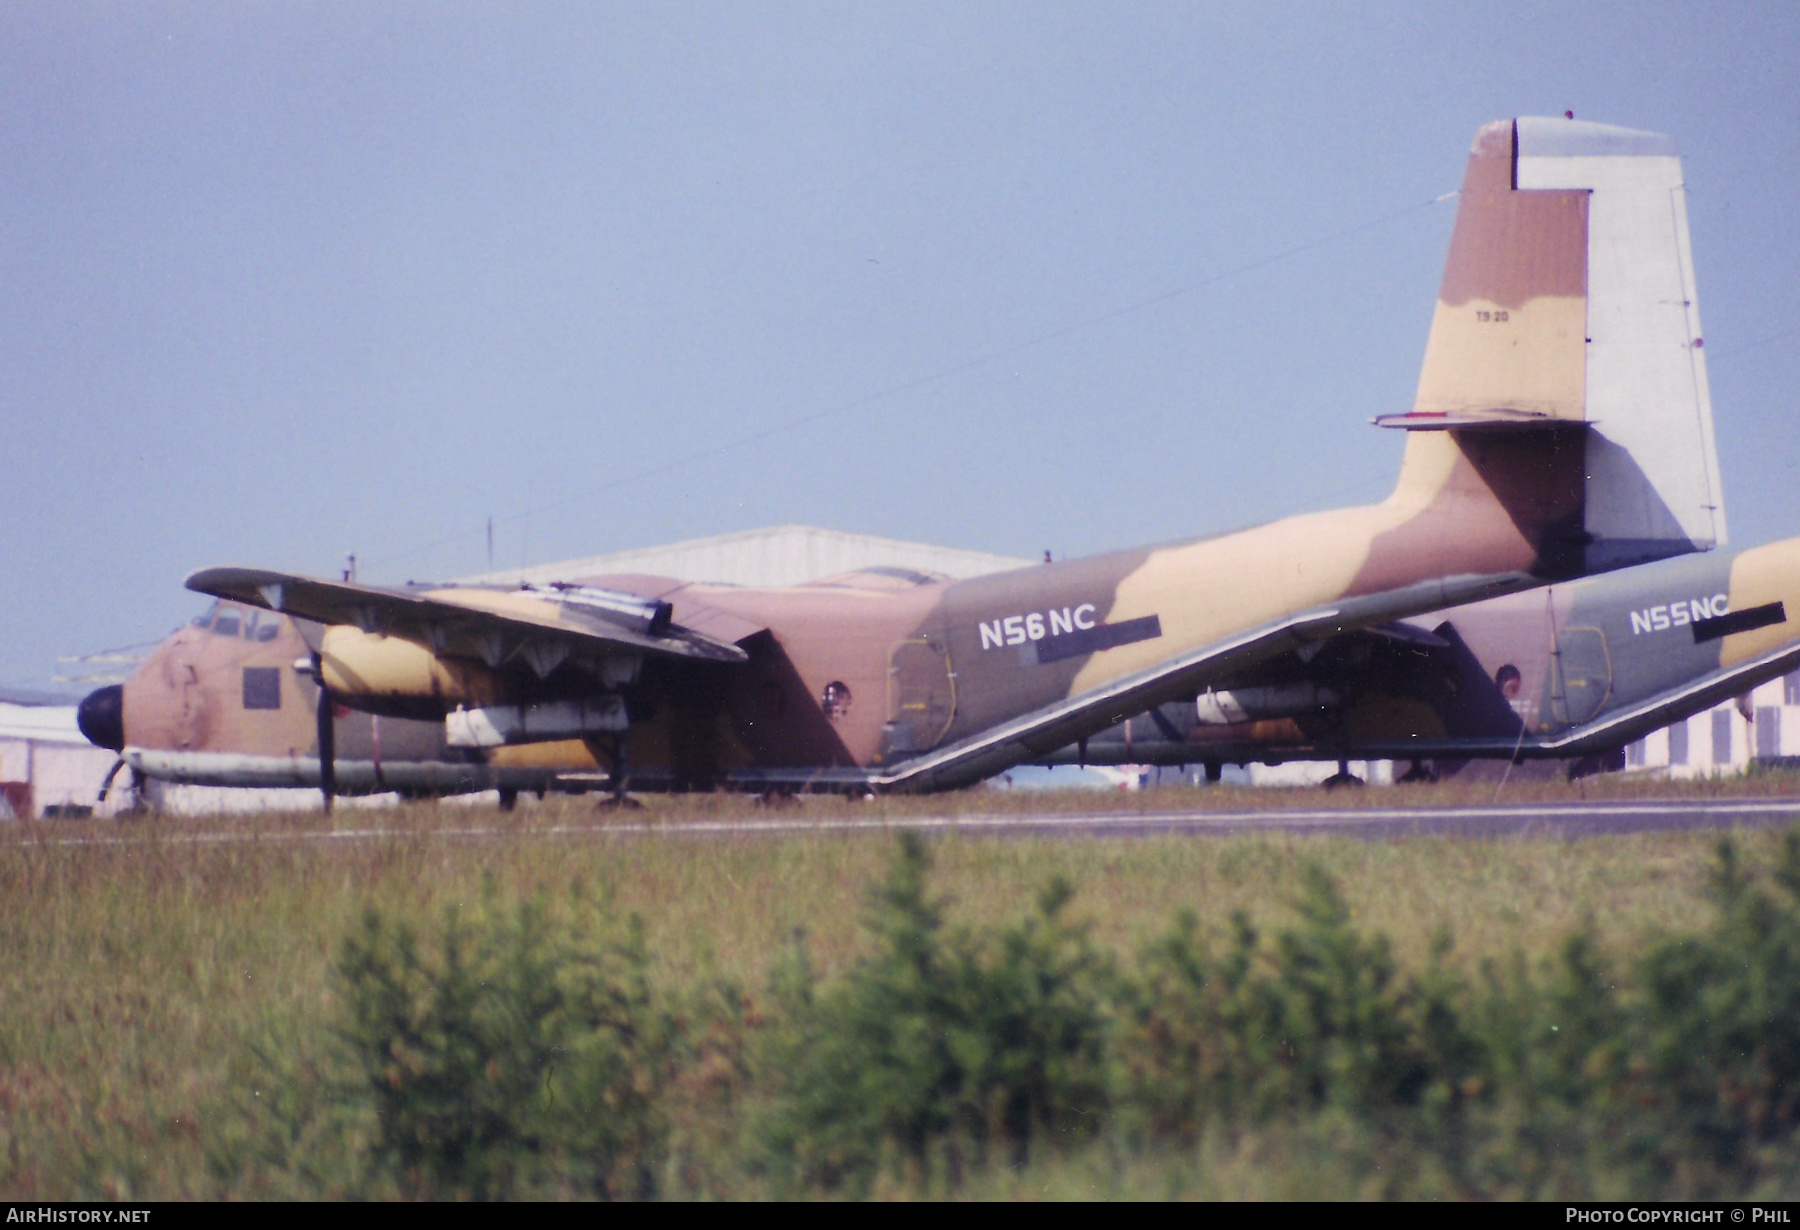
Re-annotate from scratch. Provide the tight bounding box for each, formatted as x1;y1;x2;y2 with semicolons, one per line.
1707;322;1800;359
368;190;1459;573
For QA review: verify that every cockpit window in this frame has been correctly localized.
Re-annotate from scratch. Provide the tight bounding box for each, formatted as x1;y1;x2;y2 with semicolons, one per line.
244;610;283;642
189;601;219;630
212;608;242;638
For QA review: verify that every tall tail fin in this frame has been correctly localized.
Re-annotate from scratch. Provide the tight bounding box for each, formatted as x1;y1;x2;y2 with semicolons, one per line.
1379;117;1725;576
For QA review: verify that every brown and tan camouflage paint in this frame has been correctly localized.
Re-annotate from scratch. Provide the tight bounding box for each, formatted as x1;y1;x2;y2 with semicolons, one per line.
131;118;1724;792
1718;540;1800;668
654;569;960;766
123;603;315;756
1413;119;1589;421
123;602;450;768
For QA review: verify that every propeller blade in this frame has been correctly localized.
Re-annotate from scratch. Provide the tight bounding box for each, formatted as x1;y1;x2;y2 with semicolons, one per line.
315;654;336;813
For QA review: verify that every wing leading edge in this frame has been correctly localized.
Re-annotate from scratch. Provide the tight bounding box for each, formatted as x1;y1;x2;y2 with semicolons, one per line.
185;567;750;666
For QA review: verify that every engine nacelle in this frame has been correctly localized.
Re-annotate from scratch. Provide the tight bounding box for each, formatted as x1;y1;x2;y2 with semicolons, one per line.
446;697;629;747
319;626;502;711
1195;684;1341;726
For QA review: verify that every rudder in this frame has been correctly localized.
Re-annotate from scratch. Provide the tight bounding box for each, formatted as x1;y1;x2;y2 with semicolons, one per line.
1379;117;1724;578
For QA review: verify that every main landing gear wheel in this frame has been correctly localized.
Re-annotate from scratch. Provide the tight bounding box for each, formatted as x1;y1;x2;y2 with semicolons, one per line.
1322;760;1365;789
591;733;642;810
1397;759;1438;784
497;787;519;812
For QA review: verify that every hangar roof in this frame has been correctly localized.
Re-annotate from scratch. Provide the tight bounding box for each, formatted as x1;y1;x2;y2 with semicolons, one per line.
0;702;88;746
459;524;1034;589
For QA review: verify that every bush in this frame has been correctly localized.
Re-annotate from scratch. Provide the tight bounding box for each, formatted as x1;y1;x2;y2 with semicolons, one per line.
1434;834;1800;1199
1129;866;1482;1142
214;831;1800;1199
1627;835;1800;1190
762;834;1117;1193
334;885;669;1199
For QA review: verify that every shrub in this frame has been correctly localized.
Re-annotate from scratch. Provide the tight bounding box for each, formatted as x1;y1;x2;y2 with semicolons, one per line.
1427;835;1800;1199
334;885;669;1199
1630;835;1800;1189
224;831;1800;1199
1130;865;1483;1145
763;835;1118;1193
963;874;1116;1163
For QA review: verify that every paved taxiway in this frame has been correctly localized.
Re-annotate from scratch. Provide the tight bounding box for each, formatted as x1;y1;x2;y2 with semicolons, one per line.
8;797;1800;848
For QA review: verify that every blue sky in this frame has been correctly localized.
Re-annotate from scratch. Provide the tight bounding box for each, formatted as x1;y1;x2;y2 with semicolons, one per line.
3;2;1796;690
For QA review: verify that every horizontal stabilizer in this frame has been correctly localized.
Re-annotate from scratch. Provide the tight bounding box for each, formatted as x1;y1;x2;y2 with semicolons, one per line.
1373;408;1570;432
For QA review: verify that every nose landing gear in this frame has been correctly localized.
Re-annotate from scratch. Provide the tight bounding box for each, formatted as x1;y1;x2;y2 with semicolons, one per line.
96;758;149;813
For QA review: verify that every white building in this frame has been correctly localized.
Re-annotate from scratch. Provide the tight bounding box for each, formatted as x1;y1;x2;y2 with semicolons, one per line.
1623;671;1800;777
463;524;1034;588
0;702;127;818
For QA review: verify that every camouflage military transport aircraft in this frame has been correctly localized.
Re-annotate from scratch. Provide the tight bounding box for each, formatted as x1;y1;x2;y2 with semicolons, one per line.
79;118;1751;806
82;535;1800;803
1060;537;1800;781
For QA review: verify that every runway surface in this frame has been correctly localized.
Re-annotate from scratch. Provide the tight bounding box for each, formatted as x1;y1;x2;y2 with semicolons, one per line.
9;796;1800;848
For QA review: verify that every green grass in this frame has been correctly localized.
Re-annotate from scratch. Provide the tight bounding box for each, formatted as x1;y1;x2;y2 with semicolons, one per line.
2;781;1799;1199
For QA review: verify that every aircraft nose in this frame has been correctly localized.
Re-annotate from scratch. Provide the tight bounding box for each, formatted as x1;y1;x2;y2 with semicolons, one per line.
77;684;125;752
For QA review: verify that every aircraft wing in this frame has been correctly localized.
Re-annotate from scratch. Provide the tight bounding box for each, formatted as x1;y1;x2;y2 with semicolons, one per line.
873;571;1535;791
185;567;750;665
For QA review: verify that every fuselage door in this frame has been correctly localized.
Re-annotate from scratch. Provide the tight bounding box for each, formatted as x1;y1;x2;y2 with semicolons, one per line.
882;637;956;760
1551;626;1612;726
